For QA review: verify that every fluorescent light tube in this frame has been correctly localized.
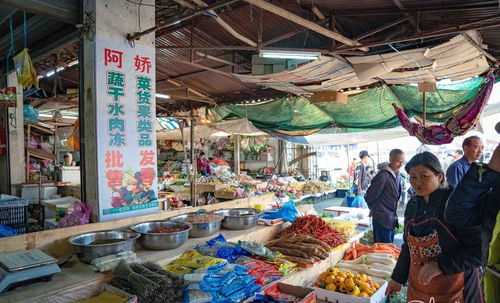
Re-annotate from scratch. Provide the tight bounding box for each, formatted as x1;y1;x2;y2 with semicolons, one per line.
156;93;171;99
259;50;320;60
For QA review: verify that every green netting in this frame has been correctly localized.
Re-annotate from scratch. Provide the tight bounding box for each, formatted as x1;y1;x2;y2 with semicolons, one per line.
316;87;401;129
212;97;333;131
390;77;484;116
209;76;487;132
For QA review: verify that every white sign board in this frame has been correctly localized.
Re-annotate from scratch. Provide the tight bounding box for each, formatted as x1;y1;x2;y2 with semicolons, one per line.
95;36;158;221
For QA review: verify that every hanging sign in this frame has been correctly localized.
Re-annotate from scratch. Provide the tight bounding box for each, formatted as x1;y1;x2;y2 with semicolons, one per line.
95;36;158;221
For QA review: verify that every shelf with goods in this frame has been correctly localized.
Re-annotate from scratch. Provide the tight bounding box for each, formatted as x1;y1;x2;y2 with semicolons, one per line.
24;122;58;182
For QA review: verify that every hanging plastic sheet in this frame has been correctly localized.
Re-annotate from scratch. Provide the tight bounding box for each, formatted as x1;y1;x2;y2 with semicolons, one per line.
13;49;39;89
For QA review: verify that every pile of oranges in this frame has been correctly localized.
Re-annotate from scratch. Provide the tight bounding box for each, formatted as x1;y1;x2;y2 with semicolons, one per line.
313;267;381;297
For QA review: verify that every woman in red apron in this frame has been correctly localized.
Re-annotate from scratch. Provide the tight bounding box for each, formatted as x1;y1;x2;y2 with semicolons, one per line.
386;152;483;302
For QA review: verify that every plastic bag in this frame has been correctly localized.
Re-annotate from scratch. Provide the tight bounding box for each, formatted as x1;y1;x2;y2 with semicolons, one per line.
352;195;368;208
13;49;39;89
238;241;280;259
262;201;298;222
170;250;227;269
23;104;39;122
197;234;248;262
57;201;92;228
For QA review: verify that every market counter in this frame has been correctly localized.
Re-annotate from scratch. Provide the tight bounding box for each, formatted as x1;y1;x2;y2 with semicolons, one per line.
0;194;276;258
0;224;284;303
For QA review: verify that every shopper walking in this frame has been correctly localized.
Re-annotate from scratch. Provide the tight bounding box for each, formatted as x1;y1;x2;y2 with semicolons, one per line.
365;149;405;243
446;136;484;187
386;152;483;302
352;150;370;195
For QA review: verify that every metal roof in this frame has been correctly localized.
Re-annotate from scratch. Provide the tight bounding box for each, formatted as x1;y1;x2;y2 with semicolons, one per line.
1;0;499;113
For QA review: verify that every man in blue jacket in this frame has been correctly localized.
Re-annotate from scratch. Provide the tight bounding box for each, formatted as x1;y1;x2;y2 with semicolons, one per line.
365;149;405;243
446;135;484;187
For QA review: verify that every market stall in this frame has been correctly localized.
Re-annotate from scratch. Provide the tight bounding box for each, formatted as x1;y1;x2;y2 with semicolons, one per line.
0;192;397;303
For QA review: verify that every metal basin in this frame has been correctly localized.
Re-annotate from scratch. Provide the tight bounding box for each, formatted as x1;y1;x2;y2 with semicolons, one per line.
214;208;262;230
169;212;224;238
130;220;191;251
69;229;140;264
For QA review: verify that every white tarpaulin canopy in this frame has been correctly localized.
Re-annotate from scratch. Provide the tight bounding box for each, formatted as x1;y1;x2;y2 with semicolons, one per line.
156;118;266;140
233;32;489;94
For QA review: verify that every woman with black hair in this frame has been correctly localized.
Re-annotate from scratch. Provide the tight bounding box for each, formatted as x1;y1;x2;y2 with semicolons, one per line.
386;152;483;302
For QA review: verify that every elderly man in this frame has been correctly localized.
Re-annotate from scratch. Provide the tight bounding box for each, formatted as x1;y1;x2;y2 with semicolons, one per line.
446;136;484;187
365;149;405;243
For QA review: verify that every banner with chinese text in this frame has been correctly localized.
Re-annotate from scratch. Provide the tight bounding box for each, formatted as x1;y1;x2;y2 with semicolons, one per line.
96;36;158;221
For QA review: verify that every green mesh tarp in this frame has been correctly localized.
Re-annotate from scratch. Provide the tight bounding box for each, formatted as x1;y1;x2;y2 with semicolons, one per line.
210;76;487;132
316;86;401;128
212;97;333;131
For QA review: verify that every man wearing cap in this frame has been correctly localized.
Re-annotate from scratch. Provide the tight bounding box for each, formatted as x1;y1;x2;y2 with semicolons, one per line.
353;150;370;195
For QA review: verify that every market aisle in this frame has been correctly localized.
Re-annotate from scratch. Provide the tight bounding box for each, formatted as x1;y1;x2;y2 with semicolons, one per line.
313;197;344;215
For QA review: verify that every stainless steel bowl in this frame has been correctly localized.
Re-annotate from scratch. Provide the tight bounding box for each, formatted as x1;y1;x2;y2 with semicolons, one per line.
214;208;262;230
169;212;224;238
69;229;140;264
130;220;192;251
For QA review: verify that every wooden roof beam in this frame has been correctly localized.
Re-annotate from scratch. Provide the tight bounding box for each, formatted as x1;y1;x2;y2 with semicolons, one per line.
463;32;498;63
162;87;217;104
186;0;257;46
391;0;419;32
156;62;214;99
332;18;500;53
157;45;364;55
337;16;411;50
261;18;330;47
195;51;239;67
243;0;368;51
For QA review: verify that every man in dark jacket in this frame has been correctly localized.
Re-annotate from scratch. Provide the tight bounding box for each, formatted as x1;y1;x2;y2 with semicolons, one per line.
445;143;500;265
365;149;405;243
353;150;371;195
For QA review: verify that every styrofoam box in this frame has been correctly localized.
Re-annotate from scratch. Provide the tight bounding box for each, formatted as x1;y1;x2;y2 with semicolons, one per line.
21;186;58;203
41;196;79;219
60;167;81;185
310;276;388;303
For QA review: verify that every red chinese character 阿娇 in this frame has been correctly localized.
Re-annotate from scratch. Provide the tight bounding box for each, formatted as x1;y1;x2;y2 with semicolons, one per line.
104;48;124;68
134;55;152;74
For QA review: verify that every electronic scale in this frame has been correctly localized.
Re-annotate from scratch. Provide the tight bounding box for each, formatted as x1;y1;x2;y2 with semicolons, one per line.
0;249;61;293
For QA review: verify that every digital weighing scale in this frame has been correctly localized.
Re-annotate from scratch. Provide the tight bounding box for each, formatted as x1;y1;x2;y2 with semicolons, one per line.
0;249;61;293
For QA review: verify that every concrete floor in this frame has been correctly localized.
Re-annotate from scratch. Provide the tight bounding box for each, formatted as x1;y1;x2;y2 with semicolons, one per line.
313;197;344;215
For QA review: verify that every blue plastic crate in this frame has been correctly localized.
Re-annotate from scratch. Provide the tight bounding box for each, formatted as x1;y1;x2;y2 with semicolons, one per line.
0;224;17;237
0;198;29;235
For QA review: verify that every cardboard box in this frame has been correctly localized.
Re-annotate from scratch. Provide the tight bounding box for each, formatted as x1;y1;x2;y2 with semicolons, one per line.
264;282;316;303
197;183;230;193
258;218;285;226
215;190;237;200
310;276;388;303
77;284;138;303
418;82;436;92
311;91;348;104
